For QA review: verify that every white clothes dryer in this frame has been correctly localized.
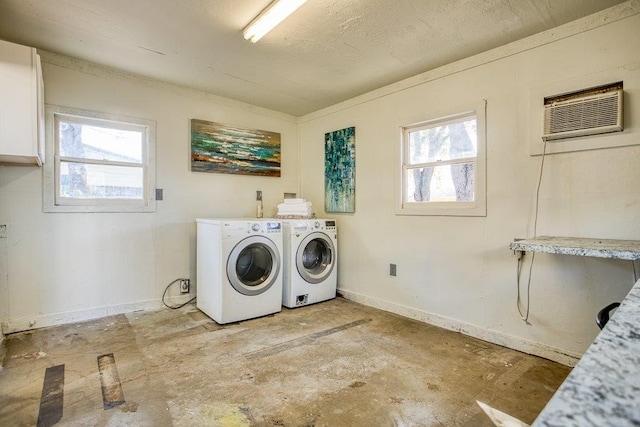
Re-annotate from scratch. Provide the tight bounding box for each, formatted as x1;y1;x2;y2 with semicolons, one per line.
282;219;338;308
196;218;283;324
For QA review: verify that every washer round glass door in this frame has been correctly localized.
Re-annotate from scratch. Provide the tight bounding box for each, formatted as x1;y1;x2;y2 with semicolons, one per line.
296;232;335;284
227;236;280;296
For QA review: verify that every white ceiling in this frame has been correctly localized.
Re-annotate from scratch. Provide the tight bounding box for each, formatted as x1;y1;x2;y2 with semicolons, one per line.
0;0;627;116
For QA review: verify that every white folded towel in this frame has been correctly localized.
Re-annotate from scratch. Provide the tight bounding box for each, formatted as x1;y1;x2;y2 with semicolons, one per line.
277;200;313;216
278;201;311;208
283;198;306;204
277;206;312;214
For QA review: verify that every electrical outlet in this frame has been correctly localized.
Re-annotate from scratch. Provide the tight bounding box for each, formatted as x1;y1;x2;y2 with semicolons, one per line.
256;190;262;201
180;279;190;294
390;264;397;276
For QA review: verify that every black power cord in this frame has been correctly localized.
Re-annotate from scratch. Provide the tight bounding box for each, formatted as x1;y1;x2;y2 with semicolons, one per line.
162;278;196;309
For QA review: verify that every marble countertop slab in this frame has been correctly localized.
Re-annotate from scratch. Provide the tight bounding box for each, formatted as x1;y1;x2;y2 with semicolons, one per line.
509;236;640;260
532;278;640;426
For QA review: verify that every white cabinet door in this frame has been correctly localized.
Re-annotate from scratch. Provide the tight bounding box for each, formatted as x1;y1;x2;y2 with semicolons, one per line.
0;39;44;166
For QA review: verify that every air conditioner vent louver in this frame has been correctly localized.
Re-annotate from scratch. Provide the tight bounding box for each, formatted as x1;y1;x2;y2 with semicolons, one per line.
543;82;623;141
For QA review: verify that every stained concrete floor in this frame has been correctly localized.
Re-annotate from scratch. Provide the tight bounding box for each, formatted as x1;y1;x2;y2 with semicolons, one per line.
0;297;571;426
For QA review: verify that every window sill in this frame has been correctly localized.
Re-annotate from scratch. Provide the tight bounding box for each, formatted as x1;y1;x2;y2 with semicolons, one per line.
395;201;486;217
43;201;156;213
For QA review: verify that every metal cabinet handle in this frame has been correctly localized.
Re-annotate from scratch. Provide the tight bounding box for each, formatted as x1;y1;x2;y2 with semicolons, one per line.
596;302;620;330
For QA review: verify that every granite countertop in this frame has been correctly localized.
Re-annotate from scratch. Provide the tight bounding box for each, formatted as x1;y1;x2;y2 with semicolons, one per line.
532;278;640;426
509;236;640;260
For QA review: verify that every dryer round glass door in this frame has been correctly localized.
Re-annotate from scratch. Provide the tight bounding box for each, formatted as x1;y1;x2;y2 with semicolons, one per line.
296;232;335;284
227;236;281;296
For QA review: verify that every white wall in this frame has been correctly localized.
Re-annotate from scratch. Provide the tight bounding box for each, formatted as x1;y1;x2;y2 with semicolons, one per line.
0;54;299;333
298;9;640;364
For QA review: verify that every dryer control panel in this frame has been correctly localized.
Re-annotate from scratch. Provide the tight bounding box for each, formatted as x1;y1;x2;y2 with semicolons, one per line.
310;220;337;230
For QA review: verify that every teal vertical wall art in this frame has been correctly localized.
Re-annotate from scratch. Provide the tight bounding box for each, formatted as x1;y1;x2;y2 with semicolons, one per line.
325;126;355;213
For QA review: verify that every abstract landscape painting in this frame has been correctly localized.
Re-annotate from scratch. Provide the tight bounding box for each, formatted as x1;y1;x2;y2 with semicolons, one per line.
325;126;355;213
191;119;281;177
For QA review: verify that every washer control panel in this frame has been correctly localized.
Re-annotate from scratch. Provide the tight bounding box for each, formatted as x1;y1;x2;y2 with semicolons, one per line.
247;221;282;234
222;220;282;236
265;221;282;234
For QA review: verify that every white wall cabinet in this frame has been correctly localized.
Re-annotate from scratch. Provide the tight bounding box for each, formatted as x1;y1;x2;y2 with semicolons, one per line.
0;39;44;166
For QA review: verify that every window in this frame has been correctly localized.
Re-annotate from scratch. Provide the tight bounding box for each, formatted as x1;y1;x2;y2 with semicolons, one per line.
396;100;486;216
44;105;156;212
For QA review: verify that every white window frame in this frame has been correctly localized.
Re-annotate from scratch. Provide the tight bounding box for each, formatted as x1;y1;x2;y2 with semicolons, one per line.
43;105;156;213
396;100;486;217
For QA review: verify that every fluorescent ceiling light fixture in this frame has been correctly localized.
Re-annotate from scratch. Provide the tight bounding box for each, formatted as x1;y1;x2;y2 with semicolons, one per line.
243;0;307;43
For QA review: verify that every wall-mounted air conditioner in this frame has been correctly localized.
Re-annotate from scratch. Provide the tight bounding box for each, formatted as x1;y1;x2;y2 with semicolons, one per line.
542;81;623;141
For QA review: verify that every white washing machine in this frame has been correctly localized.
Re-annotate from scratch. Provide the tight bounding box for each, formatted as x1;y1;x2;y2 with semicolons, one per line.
196;218;283;324
282;219;338;308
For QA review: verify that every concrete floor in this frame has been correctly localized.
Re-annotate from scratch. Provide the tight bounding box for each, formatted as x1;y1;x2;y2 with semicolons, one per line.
0;297;571;426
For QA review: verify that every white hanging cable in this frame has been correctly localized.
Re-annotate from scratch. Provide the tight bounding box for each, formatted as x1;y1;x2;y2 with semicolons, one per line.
517;138;548;324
